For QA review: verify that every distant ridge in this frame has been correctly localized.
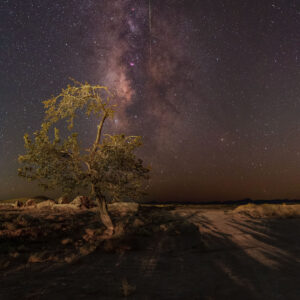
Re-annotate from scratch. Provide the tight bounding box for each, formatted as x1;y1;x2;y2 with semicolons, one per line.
144;199;300;205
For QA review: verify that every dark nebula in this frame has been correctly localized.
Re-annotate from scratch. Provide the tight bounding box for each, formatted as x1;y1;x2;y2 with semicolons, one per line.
0;0;299;202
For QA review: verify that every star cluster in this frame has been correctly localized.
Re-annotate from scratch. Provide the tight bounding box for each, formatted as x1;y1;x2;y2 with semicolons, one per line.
0;0;299;201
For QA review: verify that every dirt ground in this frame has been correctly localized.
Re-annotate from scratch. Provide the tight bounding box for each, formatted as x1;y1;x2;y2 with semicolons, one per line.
0;204;299;300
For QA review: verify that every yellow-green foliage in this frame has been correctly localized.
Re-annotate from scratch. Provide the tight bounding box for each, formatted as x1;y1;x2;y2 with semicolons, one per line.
234;203;300;218
42;81;115;130
18;81;150;202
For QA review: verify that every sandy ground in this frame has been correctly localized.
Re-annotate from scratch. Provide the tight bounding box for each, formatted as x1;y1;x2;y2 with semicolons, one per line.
0;205;299;299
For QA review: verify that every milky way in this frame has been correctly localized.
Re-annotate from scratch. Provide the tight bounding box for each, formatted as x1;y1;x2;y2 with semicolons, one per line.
97;0;210;181
100;1;189;141
0;1;299;201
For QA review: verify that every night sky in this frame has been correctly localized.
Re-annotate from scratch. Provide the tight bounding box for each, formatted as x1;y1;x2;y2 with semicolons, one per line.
0;0;299;202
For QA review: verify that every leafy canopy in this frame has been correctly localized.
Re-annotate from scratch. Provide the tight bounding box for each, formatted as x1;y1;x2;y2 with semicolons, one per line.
18;81;150;202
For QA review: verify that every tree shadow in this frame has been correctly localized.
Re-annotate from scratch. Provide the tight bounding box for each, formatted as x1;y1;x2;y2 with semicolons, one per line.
1;206;300;299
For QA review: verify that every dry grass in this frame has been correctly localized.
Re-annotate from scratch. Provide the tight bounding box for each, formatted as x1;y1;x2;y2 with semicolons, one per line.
234;203;300;218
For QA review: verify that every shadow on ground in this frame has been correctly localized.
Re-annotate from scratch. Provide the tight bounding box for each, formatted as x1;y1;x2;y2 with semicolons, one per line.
0;206;300;299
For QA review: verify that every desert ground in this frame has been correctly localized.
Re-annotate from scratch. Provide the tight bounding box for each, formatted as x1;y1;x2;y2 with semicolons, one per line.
0;200;300;300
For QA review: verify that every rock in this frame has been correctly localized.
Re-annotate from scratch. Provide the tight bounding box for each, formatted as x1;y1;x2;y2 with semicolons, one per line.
61;238;73;245
24;199;36;207
132;218;144;227
58;196;70;204
108;202;139;216
9;252;20;258
0;204;14;209
65;253;78;264
3;222;17;231
160;224;169;232
16;214;34;227
85;228;96;237
83;228;96;241
28;253;44;263
83;228;104;242
71;196;84;207
37;199;56;209
79;244;96;256
14;200;23;208
71;196;91;208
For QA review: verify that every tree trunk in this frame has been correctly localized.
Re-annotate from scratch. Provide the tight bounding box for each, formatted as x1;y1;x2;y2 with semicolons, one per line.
96;196;114;235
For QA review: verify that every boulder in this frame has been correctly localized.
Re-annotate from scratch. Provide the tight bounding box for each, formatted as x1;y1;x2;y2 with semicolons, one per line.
14;200;23;208
37;200;56;209
79;244;96;256
65;253;78;264
58;196;70;204
71;196;93;208
0;204;14;209
24;199;36;207
132;218;145;227
71;196;85;207
61;238;73;245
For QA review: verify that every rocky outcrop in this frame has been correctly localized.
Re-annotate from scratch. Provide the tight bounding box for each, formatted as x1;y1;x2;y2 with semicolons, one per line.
24;199;36;207
14;200;23;208
36;200;56;209
71;196;93;208
58;196;70;204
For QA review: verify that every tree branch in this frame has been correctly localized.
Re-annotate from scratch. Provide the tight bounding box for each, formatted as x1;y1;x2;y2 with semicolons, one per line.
91;113;108;157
